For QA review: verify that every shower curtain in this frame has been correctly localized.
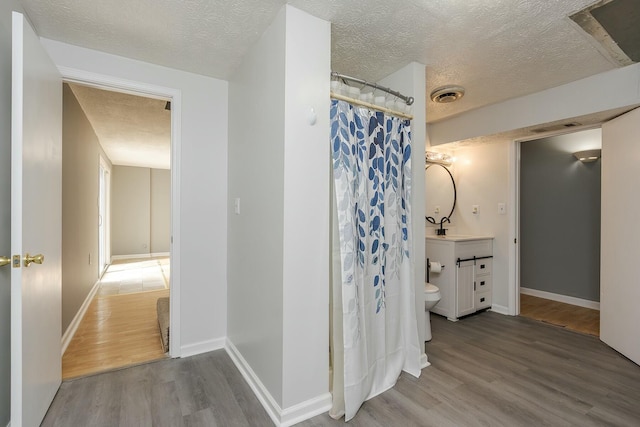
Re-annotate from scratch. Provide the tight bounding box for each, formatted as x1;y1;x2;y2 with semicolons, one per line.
330;98;421;421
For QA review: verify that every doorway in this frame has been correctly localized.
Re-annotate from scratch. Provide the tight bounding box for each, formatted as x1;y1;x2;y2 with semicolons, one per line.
516;128;601;336
60;80;177;378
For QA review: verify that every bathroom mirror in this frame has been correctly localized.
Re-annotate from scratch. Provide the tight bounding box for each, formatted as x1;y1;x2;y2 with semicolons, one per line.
425;163;457;231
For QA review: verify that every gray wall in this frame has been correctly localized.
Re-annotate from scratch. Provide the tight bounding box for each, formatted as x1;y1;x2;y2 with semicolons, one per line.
520;129;601;301
0;2;22;424
111;166;170;257
62;84;111;333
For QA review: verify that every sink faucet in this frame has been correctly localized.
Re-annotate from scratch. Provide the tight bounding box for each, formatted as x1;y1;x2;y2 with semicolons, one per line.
437;217;450;236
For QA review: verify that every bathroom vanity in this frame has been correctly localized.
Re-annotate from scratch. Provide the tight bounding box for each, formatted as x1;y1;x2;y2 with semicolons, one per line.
426;235;493;321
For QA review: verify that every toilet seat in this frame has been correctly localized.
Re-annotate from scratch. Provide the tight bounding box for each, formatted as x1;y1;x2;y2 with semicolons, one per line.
424;282;441;301
425;283;439;293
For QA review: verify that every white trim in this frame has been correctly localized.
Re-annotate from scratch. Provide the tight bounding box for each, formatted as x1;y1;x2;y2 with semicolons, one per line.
225;339;282;426
420;353;430;369
180;337;225;358
279;393;332;427
508;140;520;316
520;287;600;310
110;252;170;262
57;65;183;358
61;280;100;355
489;304;511;316
225;339;332;427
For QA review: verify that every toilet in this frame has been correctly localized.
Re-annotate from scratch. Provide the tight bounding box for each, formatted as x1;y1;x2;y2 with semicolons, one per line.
424;282;441;341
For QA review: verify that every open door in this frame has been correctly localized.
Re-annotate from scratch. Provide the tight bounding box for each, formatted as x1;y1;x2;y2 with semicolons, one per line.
600;106;640;365
11;11;62;426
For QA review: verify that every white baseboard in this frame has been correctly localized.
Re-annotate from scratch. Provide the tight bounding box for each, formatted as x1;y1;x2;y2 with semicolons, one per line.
180;337;225;358
279;392;332;427
489;304;510;316
110;252;169;262
420;353;430;369
520;287;600;310
225;339;331;427
61;279;101;355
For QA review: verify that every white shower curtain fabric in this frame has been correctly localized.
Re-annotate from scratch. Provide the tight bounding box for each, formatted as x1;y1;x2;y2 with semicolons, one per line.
330;99;421;421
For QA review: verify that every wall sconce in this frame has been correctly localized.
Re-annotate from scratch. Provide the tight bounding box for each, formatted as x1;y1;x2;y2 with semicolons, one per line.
573;149;601;163
426;151;453;166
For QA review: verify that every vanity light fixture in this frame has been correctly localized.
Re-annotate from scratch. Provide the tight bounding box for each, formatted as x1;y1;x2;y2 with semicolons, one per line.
573;149;601;163
426;151;453;166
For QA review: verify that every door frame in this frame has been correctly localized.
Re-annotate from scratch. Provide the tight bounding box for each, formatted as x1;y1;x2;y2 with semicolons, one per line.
98;155;110;276
508;125;602;317
60;66;182;356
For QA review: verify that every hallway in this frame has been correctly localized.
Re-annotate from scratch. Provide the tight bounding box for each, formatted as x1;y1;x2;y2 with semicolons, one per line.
520;293;599;337
62;258;170;379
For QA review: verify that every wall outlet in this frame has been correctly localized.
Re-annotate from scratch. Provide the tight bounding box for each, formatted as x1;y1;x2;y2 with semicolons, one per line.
498;203;506;215
434;205;440;214
472;205;479;215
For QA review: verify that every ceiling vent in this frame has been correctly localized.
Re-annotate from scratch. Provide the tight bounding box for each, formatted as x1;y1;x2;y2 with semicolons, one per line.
571;0;639;66
531;122;582;134
430;85;465;103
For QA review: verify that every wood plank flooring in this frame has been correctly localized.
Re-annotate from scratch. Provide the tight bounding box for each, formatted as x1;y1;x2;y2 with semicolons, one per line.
46;311;640;426
520;293;600;336
62;289;169;379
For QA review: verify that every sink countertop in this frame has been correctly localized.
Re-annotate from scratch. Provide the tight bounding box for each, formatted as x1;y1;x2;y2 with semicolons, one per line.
425;234;494;242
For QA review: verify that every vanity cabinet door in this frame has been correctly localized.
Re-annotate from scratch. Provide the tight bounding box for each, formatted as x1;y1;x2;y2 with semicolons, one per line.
456;261;475;317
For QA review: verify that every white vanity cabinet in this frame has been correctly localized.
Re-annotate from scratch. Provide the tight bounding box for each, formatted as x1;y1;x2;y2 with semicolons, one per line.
426;236;493;321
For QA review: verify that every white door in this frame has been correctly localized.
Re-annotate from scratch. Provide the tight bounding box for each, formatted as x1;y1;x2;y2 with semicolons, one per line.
600;106;640;365
11;12;62;427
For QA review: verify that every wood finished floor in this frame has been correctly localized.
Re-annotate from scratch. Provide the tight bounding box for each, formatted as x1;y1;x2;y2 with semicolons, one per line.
520;293;600;336
62;289;169;379
46;311;640;426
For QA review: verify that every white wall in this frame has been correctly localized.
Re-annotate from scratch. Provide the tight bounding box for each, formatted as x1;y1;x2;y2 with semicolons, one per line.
42;39;229;352
228;5;331;424
448;142;511;311
227;3;286;408
281;6;330;413
378;63;428;355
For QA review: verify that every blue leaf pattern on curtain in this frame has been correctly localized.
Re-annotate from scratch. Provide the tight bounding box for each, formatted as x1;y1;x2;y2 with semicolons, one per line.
331;99;412;341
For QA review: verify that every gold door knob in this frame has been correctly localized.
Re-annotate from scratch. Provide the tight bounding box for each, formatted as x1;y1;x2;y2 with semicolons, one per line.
0;256;10;268
24;253;44;267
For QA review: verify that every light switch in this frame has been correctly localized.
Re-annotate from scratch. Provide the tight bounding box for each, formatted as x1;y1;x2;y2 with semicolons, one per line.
234;198;241;215
498;203;506;215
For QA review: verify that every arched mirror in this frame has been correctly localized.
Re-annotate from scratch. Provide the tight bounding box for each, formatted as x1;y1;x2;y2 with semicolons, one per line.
425;163;456;235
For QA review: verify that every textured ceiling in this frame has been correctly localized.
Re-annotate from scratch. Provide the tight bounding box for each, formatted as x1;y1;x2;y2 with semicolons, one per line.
24;0;623;124
68;83;171;169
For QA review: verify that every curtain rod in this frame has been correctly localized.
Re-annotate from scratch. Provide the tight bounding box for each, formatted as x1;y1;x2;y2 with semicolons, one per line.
331;71;415;106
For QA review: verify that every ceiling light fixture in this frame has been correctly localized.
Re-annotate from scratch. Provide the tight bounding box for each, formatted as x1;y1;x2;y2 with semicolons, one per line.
573;149;601;163
430;85;465;103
